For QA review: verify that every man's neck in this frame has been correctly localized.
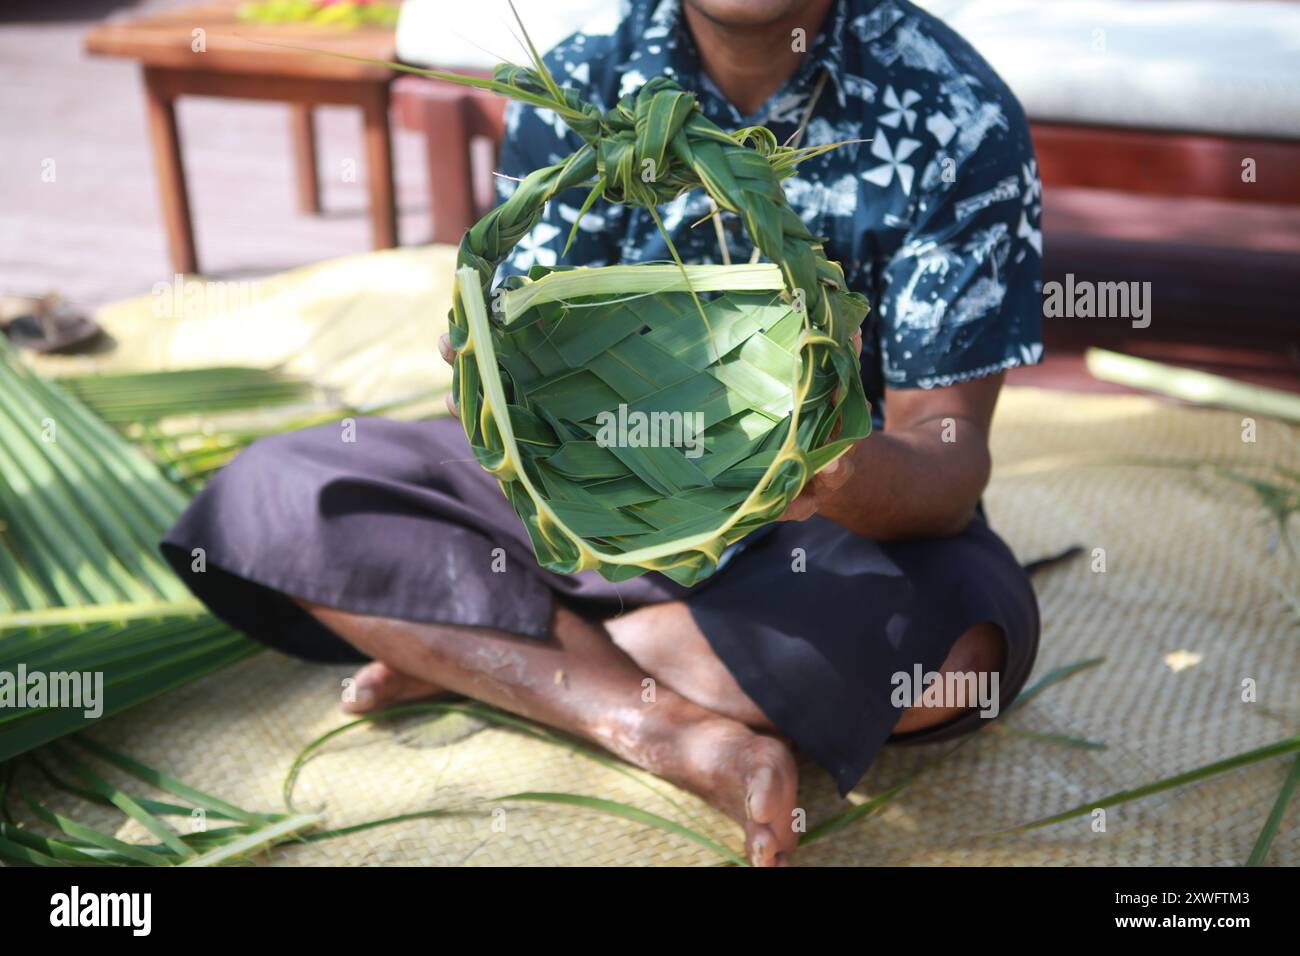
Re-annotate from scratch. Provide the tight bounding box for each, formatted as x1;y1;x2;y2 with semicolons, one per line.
682;0;835;116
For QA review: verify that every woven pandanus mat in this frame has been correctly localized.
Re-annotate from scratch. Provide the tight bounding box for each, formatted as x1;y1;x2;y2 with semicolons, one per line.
16;386;1299;865
24;245;459;410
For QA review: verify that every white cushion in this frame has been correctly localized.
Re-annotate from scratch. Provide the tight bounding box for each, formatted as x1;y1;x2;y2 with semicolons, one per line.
911;0;1300;139
400;0;1300;140
396;0;624;70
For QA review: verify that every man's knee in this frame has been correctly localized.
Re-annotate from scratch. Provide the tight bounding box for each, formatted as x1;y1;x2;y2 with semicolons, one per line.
892;621;1006;734
943;621;1007;675
606;603;774;729
605;601;698;664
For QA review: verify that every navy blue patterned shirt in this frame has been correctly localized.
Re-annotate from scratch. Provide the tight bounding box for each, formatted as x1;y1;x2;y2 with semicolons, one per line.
496;0;1044;425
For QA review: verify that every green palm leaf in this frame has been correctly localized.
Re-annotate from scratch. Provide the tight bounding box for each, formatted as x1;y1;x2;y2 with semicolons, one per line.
48;743;195;858
55;366;313;425
499;791;745;866
21;789;173;866
1005;733;1300;834
72;737;268;826
1246;753;1300;866
0;615;255;763
0;335;260;762
0;741;318;868
177;813;322;867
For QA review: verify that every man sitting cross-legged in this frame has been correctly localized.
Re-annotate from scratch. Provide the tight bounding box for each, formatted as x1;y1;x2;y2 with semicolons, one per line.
164;0;1043;866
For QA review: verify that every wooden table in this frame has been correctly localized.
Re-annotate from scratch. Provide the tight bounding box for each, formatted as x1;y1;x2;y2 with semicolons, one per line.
85;2;397;276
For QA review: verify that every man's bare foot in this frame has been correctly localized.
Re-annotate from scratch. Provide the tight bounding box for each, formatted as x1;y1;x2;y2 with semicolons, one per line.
342;661;449;715
652;716;800;867
305;599;798;863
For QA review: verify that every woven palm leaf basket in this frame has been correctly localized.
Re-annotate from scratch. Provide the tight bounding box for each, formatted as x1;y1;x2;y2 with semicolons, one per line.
438;28;872;587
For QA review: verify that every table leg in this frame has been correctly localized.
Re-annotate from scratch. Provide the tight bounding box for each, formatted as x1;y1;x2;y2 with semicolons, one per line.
410;85;475;245
290;104;321;214
143;67;197;275
361;84;398;250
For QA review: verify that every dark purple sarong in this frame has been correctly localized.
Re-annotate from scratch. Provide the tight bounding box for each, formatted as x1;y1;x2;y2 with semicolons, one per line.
162;416;1039;794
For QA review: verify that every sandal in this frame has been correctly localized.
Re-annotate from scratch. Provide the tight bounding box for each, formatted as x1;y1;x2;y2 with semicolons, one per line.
0;294;103;353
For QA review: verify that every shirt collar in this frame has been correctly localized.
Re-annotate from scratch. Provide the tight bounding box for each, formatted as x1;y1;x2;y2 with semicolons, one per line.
810;0;850;109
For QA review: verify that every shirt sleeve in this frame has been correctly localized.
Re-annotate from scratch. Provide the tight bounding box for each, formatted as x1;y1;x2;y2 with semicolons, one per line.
875;104;1045;390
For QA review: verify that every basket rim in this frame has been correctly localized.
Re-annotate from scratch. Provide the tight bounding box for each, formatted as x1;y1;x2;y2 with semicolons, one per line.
499;262;788;326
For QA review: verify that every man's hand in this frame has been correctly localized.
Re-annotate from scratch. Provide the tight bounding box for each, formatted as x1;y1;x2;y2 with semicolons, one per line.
779;326;862;523
780;447;856;522
781;370;1004;540
439;333;459;419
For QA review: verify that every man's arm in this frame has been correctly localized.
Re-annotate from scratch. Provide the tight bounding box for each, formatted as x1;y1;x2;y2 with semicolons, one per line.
782;373;1002;539
787;64;1043;540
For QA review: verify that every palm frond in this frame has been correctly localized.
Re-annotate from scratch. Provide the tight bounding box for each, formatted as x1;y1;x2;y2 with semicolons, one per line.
1085;348;1300;424
0;338;189;611
1004;733;1300;834
0;337;261;761
55;366;314;425
1246;753;1300;866
499;791;746;866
